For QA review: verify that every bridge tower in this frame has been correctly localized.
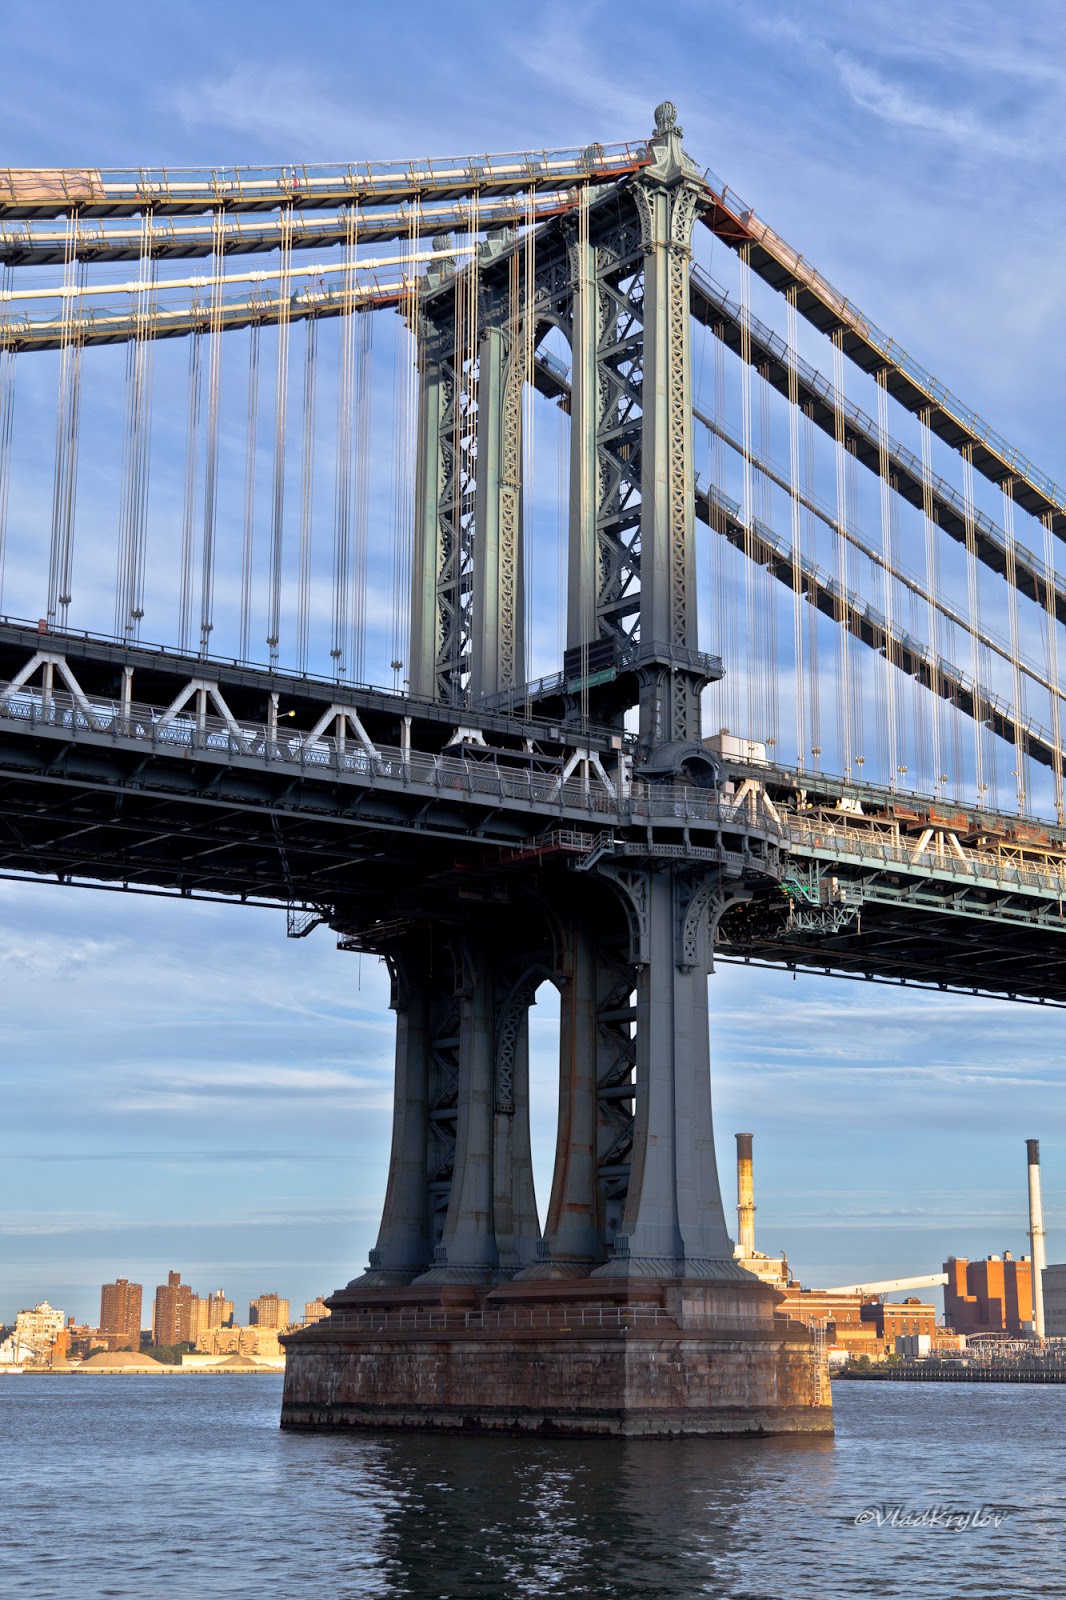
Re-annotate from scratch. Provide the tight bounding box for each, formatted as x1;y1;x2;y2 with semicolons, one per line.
282;105;829;1434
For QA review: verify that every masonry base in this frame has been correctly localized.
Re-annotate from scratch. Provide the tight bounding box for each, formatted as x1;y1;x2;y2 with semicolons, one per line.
280;1279;833;1438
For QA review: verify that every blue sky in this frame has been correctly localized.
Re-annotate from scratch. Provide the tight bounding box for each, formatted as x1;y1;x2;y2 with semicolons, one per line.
3;0;1066;1323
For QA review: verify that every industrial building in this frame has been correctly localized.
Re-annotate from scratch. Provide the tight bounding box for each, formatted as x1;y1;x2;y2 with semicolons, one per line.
732;1134;790;1290
732;1130;1066;1357
734;1136;939;1361
943;1255;1033;1336
1041;1264;1066;1336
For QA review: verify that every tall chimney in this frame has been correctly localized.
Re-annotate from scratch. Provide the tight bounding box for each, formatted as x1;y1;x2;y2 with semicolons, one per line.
736;1132;756;1258
1027;1138;1046;1340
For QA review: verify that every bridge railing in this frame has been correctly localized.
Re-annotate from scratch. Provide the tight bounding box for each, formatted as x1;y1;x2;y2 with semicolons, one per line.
318;1305;786;1336
786;815;1066;899
0;142;651;218
0;679;783;833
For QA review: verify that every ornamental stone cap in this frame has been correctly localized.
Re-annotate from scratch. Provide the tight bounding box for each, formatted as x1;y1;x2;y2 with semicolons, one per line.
644;102;700;183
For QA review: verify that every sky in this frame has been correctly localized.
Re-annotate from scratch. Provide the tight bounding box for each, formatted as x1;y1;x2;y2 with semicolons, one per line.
3;0;1066;1325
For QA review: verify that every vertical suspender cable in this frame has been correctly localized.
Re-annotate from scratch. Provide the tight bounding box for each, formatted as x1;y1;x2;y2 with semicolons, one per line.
919;407;944;795
267;202;293;667
758;365;778;751
752;364;767;741
739;245;756;743
389;217;417;686
239;322;260;662
846;442;865;775
786;289;804;770
804;403;821;769
876;369;897;785
48;218;83;627
961;445;986;805
296;315;318;675
128;215;155;644
831;331;852;778
899;488;926;787
710;321;735;734
199;207;225;656
115;256;140;638
0;281;14;614
1001;479;1028;812
394;211;419;686
179;333;203;653
352;311;372;682
1041;511;1065;822
331;204;358;678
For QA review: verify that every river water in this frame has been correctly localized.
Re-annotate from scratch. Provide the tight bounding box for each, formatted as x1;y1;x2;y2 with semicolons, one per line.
1;1375;1062;1598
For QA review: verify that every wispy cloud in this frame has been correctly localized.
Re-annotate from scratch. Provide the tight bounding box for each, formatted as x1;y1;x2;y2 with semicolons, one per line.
832;54;1030;158
168;68;382;154
114;1059;393;1114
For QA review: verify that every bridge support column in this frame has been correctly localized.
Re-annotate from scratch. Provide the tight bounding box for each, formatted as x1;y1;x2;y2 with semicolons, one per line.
415;944;501;1282
354;949;433;1286
491;993;540;1274
337;938;459;1290
595;867;738;1279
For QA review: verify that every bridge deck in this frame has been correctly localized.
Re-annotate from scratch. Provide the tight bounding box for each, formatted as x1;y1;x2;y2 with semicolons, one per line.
2;625;1066;1003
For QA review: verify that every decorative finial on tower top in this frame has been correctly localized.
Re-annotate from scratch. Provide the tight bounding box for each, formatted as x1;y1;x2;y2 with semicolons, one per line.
643;101;696;181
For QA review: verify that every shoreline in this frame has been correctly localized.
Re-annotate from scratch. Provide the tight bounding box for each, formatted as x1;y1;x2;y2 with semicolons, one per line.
1;1365;284;1376
835;1367;1066;1385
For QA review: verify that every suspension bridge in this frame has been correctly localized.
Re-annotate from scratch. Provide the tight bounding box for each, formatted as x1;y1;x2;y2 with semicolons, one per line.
1;103;1063;1434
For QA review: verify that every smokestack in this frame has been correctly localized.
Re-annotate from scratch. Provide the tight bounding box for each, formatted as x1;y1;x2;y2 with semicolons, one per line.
736;1132;756;1258
1027;1138;1046;1340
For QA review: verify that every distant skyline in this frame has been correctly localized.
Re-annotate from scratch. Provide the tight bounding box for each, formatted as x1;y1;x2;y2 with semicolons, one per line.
4;1;1066;1321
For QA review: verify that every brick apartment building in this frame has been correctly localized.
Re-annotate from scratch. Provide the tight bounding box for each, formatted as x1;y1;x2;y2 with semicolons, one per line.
99;1278;143;1352
152;1271;198;1345
249;1293;290;1330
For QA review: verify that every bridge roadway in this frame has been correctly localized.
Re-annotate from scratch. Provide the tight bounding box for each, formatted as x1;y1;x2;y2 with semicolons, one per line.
1;619;1065;1004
